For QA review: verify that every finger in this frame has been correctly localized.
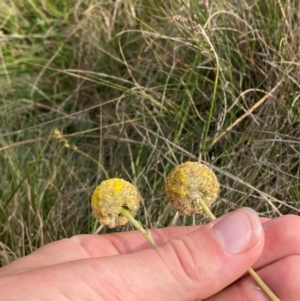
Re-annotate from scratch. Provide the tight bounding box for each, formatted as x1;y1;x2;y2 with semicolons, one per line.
205;215;300;301
204;255;300;301
0;214;270;277
0;238;87;277
69;216;271;257
260;217;271;223
0;226;202;276
0;213;267;278
4;208;264;301
252;214;300;270
70;225;202;256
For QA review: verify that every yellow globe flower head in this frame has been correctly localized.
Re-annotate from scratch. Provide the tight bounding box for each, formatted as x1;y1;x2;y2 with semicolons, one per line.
165;162;281;301
91;178;141;228
165;161;220;216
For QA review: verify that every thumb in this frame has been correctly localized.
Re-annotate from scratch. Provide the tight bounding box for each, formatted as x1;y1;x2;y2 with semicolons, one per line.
85;207;264;300
7;208;264;301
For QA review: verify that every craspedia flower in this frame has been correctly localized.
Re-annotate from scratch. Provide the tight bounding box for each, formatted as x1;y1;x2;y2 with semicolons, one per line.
165;162;280;301
165;161;220;216
91;178;141;228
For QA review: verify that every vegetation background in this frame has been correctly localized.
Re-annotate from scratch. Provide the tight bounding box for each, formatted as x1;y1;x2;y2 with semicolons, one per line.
0;0;299;266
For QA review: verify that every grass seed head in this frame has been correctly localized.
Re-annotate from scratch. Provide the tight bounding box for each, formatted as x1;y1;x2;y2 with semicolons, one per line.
91;178;141;228
165;161;220;216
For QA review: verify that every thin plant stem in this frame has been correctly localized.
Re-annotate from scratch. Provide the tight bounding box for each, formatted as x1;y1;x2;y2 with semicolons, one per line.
120;208;158;248
198;199;216;221
247;267;281;301
197;199;281;301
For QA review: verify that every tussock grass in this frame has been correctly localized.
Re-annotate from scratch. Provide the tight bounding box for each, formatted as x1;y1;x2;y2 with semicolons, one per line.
0;0;299;265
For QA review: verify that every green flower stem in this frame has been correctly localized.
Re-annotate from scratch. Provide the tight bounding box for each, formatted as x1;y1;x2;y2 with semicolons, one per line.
198;199;281;301
198;199;216;221
120;208;158;248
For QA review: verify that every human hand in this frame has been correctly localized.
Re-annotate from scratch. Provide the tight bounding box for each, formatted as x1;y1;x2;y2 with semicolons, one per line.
0;208;299;300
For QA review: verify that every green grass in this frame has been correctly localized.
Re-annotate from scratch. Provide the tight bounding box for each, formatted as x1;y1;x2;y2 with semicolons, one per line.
1;0;299;265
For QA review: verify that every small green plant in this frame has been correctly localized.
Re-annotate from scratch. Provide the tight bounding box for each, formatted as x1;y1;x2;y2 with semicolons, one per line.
165;161;280;301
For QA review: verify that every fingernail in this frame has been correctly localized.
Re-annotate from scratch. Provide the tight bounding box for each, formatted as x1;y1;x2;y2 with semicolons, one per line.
212;208;262;254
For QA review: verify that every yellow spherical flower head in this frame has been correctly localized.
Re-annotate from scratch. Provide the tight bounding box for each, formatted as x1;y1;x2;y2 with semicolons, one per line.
165;161;220;216
166;163;280;301
91;178;141;228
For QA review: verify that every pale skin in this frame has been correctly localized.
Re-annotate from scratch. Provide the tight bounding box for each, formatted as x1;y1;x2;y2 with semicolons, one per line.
0;209;299;301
